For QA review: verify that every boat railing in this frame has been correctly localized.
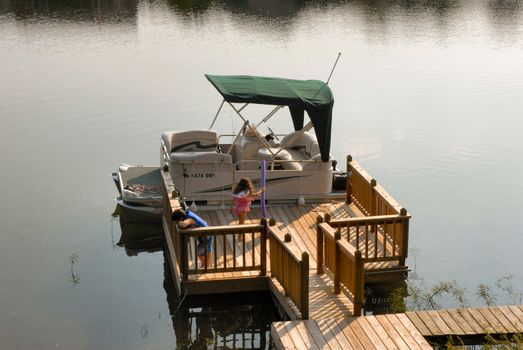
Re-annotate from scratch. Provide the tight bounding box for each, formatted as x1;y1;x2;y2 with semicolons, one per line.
346;155;405;216
236;158;325;172
176;219;268;280
316;219;364;316
268;221;309;319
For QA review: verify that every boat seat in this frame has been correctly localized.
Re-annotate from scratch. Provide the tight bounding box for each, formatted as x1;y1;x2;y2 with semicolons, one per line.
279;131;320;158
162;129;218;153
169;152;232;164
255;148;302;171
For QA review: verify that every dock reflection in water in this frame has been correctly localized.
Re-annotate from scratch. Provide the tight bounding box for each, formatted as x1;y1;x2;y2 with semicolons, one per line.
115;210;279;349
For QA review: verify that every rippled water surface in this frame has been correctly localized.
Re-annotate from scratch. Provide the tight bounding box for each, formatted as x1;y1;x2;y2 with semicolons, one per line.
1;0;523;348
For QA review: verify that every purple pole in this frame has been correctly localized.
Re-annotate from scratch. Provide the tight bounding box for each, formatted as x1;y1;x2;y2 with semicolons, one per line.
261;160;267;218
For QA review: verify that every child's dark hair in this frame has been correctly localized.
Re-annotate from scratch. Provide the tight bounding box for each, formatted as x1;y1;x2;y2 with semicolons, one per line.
171;208;186;221
233;178;255;194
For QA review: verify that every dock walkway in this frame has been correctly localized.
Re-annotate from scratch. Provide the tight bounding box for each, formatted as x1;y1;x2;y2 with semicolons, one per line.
272;305;523;349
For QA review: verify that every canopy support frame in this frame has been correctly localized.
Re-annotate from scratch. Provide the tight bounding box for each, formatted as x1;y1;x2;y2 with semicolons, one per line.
208;99;226;130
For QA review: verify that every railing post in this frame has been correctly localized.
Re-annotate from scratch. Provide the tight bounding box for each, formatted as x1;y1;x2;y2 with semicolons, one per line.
370;178;377;216
260;218;267;276
316;215;324;274
400;208;409;266
353;249;364;316
180;232;189;282
334;230;341;295
346;155;353;204
324;213;331;224
300;252;309;320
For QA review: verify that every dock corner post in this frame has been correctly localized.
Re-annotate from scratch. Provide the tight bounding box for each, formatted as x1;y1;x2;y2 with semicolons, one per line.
354;249;363;317
346;155;353;204
268;217;276;227
316;215;324;275
370;178;377;216
180;232;189;282
399;208;409;266
300;251;309;320
334;230;341;295
260;218;267;276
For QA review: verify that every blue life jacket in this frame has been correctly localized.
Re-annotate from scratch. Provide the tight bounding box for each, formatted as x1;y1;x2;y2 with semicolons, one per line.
185;210;208;227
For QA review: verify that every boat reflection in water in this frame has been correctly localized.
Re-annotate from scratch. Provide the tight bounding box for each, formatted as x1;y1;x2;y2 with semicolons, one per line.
114;208;280;349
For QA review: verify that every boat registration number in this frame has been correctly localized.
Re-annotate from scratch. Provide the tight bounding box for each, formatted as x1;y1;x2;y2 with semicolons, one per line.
184;172;216;179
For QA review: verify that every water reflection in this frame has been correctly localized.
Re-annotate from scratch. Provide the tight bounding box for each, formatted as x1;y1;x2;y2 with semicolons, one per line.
365;281;408;315
114;206;164;255
2;0;521;35
115;212;278;348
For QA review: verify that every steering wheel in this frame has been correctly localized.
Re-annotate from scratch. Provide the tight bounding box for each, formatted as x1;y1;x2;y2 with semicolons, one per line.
267;127;280;141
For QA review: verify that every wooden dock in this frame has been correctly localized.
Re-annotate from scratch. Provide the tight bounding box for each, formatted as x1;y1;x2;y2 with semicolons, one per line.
162;155;412;321
272;305;523;349
160;154;523;347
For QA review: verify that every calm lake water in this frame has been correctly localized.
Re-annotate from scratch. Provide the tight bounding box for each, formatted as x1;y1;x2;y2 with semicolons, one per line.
1;0;523;348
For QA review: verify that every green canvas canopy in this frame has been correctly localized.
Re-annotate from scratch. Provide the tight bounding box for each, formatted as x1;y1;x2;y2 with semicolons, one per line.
205;74;334;162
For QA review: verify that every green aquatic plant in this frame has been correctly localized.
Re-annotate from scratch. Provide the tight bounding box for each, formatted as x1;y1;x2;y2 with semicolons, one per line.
476;283;497;307
68;252;80;286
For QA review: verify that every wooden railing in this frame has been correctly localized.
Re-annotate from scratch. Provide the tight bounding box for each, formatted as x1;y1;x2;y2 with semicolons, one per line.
269;223;309;319
162;170;268;280
346;155;405;216
177;220;267;280
317;221;364;316
327;213;410;265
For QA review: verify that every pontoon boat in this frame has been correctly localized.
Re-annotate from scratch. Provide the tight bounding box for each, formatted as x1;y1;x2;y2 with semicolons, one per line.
161;75;345;205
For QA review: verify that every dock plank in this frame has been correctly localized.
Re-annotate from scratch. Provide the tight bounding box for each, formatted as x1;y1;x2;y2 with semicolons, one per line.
285;321;314;350
489;306;519;333
385;314;424;350
272;323;298;350
499;305;523;330
374;314;411;350
317;318;354;350
437;309;465;335
342;318;377;350
477;307;508;334
355;316;387;349
444;309;475;335
461;308;495;334
313;320;343;350
415;311;444;336
404;311;433;336
333;318;366;350
395;313;433;350
306;319;337;350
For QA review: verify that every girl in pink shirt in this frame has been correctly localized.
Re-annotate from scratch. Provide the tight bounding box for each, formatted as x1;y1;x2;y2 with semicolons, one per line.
231;178;263;240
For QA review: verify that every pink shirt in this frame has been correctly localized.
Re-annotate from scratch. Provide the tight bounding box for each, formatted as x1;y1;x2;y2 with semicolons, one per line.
232;191;254;213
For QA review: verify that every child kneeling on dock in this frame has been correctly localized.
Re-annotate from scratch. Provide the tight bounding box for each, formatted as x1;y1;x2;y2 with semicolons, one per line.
172;208;213;268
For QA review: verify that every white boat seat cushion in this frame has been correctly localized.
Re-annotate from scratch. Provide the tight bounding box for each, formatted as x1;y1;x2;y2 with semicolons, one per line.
169;152;232;164
162;129;218;153
279;131;320;158
255;148;302;171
